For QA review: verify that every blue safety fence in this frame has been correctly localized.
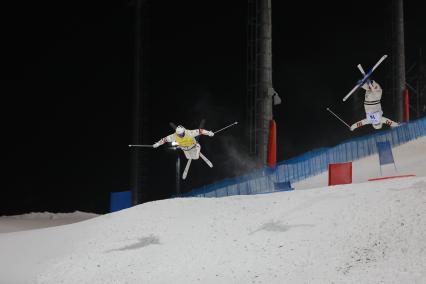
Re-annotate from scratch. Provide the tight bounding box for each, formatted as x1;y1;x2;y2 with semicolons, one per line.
182;116;426;198
377;141;395;165
110;191;132;212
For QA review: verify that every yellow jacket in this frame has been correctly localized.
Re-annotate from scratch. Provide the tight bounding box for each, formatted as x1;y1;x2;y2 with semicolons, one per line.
155;129;212;149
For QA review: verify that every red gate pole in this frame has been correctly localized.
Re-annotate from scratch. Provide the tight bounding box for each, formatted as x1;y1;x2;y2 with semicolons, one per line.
267;120;277;168
403;88;409;122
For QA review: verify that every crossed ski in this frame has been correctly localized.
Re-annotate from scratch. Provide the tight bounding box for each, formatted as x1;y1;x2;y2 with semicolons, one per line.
182;152;213;180
343;55;387;102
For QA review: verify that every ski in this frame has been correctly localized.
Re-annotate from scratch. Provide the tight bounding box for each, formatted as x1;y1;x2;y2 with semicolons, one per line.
200;152;213;168
343;55;387;102
182;159;192;180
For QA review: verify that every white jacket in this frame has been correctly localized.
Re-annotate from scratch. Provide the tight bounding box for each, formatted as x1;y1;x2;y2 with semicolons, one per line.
154;129;213;150
361;80;382;115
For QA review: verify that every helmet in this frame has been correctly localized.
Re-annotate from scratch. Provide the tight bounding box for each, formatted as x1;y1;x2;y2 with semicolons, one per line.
175;125;185;137
372;123;383;130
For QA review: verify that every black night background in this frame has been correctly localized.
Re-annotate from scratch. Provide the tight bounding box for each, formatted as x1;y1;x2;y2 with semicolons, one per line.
3;1;426;215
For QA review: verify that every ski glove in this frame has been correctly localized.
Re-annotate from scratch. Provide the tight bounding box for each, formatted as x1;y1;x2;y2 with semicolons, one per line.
206;131;214;137
153;142;160;148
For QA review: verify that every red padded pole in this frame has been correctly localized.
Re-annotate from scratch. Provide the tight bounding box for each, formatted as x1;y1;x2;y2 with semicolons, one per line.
267;120;277;168
403;88;409;122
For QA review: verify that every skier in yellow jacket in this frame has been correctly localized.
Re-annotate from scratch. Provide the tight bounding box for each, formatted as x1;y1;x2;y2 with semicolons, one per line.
153;125;214;179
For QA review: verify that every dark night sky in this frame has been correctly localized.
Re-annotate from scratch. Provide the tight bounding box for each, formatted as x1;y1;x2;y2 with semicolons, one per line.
3;1;426;215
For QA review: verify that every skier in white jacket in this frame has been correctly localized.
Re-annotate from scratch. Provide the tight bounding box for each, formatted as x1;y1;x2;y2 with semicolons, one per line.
153;125;214;179
350;80;399;131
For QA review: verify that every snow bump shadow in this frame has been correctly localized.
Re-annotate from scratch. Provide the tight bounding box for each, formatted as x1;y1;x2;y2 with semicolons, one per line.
105;235;160;252
250;221;314;234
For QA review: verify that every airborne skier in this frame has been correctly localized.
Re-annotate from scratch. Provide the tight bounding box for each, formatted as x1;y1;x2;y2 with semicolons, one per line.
153;125;214;179
329;54;400;131
349;80;399;131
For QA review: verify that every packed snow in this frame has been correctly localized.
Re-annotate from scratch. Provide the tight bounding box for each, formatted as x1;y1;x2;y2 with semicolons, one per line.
0;138;425;284
0;211;99;233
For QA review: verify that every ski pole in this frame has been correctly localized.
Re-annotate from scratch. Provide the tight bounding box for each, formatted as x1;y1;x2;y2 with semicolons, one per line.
214;121;238;134
326;108;350;129
128;144;153;148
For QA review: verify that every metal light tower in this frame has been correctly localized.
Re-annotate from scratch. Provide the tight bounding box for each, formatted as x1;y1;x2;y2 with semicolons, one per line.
392;0;406;122
131;0;142;206
175;150;181;196
247;0;279;168
131;0;150;205
406;49;426;119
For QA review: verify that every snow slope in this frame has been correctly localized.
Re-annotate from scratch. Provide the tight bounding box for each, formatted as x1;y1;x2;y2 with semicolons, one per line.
0;138;425;284
294;136;426;190
0;211;99;233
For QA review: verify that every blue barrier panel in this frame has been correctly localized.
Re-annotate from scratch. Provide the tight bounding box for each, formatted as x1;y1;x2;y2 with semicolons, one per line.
376;141;395;165
274;181;294;191
183;117;426;198
110;191;132;212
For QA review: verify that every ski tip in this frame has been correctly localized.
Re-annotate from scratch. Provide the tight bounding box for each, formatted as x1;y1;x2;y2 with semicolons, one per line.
128;145;132;147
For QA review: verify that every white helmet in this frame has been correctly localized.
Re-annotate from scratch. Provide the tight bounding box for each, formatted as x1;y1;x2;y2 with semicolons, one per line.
372;123;383;130
175;125;185;136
